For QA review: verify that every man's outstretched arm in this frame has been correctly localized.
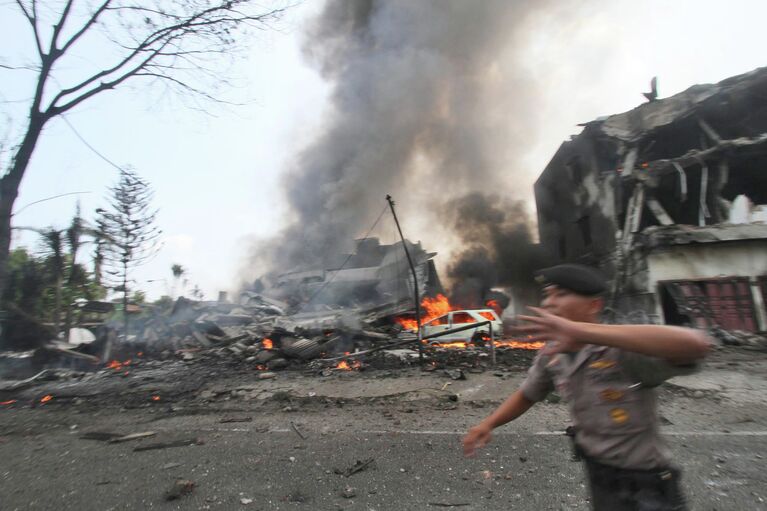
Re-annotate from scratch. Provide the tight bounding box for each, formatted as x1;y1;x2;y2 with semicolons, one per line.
462;389;535;457
516;307;712;364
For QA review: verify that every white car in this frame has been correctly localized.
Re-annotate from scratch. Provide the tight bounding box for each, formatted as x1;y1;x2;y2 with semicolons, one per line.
421;309;502;343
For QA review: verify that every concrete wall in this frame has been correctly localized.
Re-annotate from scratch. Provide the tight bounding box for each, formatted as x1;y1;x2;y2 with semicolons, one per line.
534;130;619;267
647;240;767;329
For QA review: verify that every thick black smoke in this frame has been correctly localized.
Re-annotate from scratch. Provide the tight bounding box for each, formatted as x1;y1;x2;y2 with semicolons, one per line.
247;0;555;278
446;192;552;307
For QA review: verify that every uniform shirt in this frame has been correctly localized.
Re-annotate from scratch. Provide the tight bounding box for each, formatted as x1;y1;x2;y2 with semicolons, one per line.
520;342;699;470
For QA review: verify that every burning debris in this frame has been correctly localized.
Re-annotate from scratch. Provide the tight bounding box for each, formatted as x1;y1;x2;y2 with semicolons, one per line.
0;266;543;399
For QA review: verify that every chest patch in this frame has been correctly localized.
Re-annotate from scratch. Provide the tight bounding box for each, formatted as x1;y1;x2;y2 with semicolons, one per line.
589;360;616;370
599;388;625;402
609;408;630;425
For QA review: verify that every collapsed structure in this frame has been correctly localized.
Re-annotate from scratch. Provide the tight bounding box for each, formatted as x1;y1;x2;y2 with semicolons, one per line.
535;67;767;332
247;237;443;325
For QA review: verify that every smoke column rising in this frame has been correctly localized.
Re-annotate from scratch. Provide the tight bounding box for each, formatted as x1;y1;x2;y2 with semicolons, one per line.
249;0;560;291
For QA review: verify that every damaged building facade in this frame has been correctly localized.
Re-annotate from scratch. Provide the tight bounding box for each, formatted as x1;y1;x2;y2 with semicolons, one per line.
535;67;767;332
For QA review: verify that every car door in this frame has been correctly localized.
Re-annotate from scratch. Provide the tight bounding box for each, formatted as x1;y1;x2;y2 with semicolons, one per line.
447;311;479;340
422;314;450;340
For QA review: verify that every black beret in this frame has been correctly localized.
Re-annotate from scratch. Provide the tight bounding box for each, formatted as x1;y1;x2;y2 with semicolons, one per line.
534;264;607;296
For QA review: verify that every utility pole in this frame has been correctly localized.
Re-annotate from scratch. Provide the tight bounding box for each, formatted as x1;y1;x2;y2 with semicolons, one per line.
385;195;423;364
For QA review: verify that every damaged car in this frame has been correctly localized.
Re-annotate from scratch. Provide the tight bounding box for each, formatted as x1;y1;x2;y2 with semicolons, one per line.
421;309;502;344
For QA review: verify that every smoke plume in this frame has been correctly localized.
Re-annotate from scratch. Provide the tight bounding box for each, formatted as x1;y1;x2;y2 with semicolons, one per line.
445;193;551;307
248;0;560;291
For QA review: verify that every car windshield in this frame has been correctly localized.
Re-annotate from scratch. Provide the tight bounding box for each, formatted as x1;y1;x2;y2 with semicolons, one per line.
451;312;477;324
478;311;496;321
427;315;448;326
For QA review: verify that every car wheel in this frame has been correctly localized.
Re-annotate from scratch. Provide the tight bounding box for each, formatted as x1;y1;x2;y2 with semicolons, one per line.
470;332;487;346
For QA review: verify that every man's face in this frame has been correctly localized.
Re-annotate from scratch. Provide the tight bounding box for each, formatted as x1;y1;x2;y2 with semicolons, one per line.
540;285;602;322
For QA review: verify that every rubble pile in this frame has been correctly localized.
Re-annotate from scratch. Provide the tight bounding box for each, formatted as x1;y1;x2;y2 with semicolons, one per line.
710;327;767;350
127;295;414;370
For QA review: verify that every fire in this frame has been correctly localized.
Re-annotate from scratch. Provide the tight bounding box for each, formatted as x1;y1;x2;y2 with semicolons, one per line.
336;354;362;371
428;339;544;350
485;299;502;315
395;294;455;331
151;395;161;402
394;294;542;351
494;340;544;350
1;400;17;406
106;359;131;370
262;338;274;350
40;395;53;404
255;365;267;371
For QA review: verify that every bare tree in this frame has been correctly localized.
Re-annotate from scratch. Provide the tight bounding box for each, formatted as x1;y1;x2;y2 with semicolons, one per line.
0;0;289;302
98;167;161;336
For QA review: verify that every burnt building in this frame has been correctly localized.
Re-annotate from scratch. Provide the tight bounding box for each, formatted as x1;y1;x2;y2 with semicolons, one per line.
535;67;767;331
254;237;443;316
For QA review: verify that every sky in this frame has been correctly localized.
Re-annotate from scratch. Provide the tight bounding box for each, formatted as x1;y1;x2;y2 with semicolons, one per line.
1;0;766;301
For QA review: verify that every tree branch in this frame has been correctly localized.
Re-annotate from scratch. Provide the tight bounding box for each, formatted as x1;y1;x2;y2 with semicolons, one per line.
15;0;45;57
58;0;113;55
48;0;76;55
49;44;167;115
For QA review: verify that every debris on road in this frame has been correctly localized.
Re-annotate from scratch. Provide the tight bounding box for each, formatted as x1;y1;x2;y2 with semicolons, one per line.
335;458;375;477
134;437;204;451
107;431;157;443
164;479;195;501
220;416;253;423
290;421;306;440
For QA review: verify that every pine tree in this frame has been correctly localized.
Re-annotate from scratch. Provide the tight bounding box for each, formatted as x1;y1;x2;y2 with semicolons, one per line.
98;168;161;336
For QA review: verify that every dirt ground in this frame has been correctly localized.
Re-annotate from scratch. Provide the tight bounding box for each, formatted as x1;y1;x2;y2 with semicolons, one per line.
1;345;767;510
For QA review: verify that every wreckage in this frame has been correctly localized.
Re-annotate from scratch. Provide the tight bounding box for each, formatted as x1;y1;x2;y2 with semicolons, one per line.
249;237;443;318
1;235;541;379
535;66;767;333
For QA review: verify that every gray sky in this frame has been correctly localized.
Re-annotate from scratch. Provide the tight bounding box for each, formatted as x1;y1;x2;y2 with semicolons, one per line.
2;0;766;300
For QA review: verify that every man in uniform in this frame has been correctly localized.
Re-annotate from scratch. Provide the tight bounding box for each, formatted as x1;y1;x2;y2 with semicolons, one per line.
462;264;711;511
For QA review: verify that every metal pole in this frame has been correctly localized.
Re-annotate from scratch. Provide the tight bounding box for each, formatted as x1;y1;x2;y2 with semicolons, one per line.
385;195;423;365
489;323;496;367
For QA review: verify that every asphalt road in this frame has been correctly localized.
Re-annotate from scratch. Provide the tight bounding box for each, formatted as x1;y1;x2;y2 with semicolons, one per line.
1;408;766;510
2;347;767;510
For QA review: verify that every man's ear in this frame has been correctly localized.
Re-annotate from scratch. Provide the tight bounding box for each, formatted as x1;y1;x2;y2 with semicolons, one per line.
588;297;605;316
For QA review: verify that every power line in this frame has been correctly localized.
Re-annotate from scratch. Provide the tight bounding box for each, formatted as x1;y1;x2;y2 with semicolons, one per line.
297;203;389;312
13;190;91;216
60;114;125;172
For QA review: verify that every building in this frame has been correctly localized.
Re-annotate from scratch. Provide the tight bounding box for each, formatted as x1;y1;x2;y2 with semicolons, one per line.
535;67;767;331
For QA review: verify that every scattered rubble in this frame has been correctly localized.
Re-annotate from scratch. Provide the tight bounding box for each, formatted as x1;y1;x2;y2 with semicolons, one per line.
164;479;195;501
335;458;376;477
134;437;204;452
710;328;767;350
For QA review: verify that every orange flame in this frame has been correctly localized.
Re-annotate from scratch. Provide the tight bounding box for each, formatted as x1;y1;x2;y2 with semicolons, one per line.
1;400;17;406
395;294;456;331
262;338;274;350
151;395;160;402
106;359;132;370
428;339;543;350
485;299;502;315
255;364;267;371
40;395;53;403
336;354;361;371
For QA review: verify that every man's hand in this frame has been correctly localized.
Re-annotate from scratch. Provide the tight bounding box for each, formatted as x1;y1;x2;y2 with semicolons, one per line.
463;424;493;457
512;306;584;356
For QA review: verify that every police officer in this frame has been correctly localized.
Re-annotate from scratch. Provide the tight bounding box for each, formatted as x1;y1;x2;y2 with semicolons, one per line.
462;264;711;511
